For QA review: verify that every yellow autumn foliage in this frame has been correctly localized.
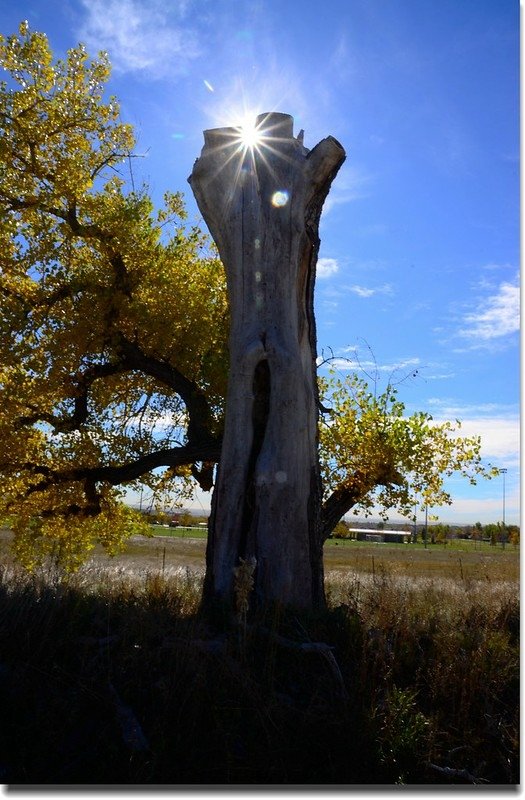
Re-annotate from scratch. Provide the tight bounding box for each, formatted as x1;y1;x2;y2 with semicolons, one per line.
319;370;497;522
0;23;228;567
0;23;497;571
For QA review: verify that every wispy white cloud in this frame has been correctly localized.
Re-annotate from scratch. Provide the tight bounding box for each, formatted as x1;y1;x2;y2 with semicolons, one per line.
427;399;520;468
427;496;519;525
425;372;456;380
364;356;421;375
325;354;421;377
317;257;339;279
77;0;200;78
453;417;519;469
458;278;520;341
427;399;518;417
347;283;393;298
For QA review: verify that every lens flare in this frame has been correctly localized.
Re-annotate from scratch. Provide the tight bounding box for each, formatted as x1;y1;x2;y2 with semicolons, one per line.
271;190;289;207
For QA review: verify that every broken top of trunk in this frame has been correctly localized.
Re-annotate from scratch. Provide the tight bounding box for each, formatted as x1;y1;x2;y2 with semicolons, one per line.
189;112;345;611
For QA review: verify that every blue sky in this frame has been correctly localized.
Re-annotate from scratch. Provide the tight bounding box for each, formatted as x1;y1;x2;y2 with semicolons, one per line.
1;0;520;525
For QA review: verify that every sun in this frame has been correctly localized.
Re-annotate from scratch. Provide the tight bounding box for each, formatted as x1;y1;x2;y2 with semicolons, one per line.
240;122;261;148
236;114;263;151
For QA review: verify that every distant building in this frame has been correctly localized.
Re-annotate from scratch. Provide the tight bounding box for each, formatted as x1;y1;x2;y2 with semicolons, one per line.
349;528;410;544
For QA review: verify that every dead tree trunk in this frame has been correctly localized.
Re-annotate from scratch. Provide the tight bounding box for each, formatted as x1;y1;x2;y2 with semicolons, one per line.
189;112;345;611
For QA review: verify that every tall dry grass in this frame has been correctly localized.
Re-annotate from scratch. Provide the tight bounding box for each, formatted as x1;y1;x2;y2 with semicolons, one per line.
0;558;518;785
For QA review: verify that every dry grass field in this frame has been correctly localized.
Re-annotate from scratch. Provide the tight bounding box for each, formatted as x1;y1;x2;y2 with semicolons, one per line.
1;524;519;581
324;539;519;581
0;526;519;785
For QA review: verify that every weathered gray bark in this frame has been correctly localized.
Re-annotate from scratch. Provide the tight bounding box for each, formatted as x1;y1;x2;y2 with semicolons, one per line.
189;112;345;611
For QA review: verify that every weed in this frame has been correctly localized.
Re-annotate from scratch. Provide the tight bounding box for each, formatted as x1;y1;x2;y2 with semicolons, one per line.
376;687;432;784
0;556;518;785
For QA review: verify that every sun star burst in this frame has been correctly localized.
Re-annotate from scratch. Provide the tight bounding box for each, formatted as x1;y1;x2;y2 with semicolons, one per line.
237;117;263;151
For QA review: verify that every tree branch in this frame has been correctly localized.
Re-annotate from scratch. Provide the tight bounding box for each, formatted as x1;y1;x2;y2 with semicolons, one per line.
320;466;404;541
14;335;218;447
16;438;222;517
15;362;127;433
116;336;216;444
319;483;363;542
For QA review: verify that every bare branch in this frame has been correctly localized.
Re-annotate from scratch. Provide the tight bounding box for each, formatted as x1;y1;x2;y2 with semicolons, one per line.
20;438;221;508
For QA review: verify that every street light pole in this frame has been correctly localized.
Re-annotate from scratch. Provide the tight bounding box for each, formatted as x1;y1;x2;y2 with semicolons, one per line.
500;468;508;549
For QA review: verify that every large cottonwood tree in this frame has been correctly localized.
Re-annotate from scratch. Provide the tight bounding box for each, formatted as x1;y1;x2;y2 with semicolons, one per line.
0;25;493;600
